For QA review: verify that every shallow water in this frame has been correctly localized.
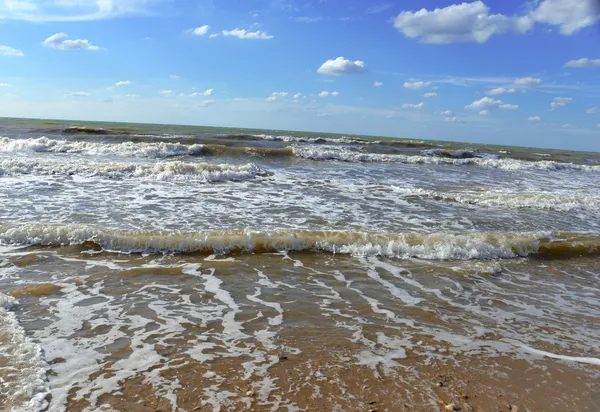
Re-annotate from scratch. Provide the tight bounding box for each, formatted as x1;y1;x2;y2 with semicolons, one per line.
0;118;599;411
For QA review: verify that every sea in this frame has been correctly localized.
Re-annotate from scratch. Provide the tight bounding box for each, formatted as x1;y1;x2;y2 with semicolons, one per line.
0;117;599;412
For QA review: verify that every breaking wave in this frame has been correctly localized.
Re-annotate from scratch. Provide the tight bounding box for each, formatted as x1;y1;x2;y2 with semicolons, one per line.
0;158;267;182
0;224;598;260
292;147;600;171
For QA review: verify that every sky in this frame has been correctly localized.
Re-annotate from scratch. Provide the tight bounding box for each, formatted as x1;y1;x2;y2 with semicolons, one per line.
1;0;600;151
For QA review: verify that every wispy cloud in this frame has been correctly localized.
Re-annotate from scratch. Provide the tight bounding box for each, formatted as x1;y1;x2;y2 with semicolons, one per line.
367;4;392;14
221;29;273;40
0;0;158;22
69;91;90;97
115;80;132;86
0;45;24;56
295;16;323;23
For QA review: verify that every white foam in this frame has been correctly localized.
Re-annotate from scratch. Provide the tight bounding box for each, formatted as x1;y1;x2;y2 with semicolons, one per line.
0;136;207;158
0;292;50;412
517;343;600;366
293;146;600;172
0;158;266;182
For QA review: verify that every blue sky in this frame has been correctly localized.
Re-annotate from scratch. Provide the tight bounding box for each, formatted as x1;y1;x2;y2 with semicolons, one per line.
1;0;600;151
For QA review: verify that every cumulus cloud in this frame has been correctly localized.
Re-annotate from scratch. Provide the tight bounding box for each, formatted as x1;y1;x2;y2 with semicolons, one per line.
393;1;530;44
529;0;599;35
158;90;173;95
317;57;366;76
0;0;157;22
423;92;438;98
374;81;383;87
465;97;519;112
43;32;100;50
487;87;516;95
266;92;288;101
70;91;90;97
403;81;432;89
115;80;132;86
586;107;598;114
528;116;541;121
293;93;305;100
565;58;600;68
440;110;454;116
550;97;572;110
221;29;273;40
318;91;339;97
392;0;598;44
401;102;425;109
513;77;542;86
192;25;210;36
0;45;24;56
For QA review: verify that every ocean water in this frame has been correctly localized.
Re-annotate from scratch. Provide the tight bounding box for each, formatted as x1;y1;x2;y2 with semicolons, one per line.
0;118;599;411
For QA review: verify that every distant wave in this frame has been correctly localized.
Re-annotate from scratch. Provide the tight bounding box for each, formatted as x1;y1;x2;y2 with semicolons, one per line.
292;147;600;171
0;158;267;182
1;224;598;260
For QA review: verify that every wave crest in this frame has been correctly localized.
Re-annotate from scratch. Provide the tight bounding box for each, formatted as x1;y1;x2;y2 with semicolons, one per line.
1;224;598;260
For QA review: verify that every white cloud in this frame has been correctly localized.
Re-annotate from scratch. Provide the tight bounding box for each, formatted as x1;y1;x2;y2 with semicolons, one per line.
295;16;323;23
374;81;383;87
183;89;214;97
550;96;572;110
529;0;599;35
0;83;9;87
198;100;215;107
393;1;530;44
444;116;460;122
513;77;542;86
423;92;438;98
170;75;180;79
401;102;425;109
192;25;210;36
221;29;273;40
565;58;600;68
318;91;339;97
440;110;454;116
403;81;432;89
115;80;132;86
479;110;489;115
0;0;157;22
123;94;139;98
392;0;598;44
293;93;305;100
43;32;99;50
70;91;90;97
487;87;516;95
586;107;598;114
317;57;366;76
266;92;288;101
0;45;24;56
158;90;172;95
528;116;541;121
466;97;519;112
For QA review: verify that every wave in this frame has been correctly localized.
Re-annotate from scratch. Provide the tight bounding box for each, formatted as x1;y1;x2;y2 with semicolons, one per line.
392;187;600;212
0;293;50;412
292;147;600;171
0;137;294;159
0;224;598;260
0;159;267;182
2;136;597;172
